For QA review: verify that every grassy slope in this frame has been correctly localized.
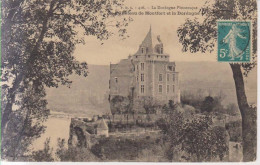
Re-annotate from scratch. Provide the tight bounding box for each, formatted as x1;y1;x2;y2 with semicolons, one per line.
45;62;257;116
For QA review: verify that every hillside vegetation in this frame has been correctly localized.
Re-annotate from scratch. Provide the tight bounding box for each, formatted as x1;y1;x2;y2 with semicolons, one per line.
45;62;256;116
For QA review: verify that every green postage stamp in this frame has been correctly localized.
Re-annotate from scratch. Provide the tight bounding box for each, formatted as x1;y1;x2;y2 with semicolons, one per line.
217;20;251;62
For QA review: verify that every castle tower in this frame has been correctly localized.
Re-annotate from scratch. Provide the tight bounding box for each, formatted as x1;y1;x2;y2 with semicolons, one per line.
109;27;180;105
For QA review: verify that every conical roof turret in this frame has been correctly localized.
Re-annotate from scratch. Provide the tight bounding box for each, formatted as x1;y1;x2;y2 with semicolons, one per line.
135;26;164;55
97;118;108;130
140;25;153;54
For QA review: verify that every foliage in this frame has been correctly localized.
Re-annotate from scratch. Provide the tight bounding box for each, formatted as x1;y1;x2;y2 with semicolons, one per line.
225;103;240;116
110;96;161;117
135;145;168;162
182;91;231;115
56;138;98;162
1;85;49;160
201;96;215;113
90;136;161;161
1;0;131;159
110;95;130;114
177;0;257;75
181;89;206;109
181;120;228;161
134;97;161;114
31;138;54;162
225;120;242;142
158;104;229;162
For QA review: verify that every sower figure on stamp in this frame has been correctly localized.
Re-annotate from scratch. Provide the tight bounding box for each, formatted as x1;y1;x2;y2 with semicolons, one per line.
223;24;247;60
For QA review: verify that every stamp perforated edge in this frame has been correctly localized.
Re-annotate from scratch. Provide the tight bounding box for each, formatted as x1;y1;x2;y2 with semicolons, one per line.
216;19;252;63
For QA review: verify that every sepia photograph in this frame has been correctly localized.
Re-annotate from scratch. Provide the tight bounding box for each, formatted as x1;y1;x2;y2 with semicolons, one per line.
0;0;257;163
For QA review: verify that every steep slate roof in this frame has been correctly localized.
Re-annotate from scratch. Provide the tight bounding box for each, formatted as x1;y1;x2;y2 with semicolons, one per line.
141;26;153;54
136;26;163;55
110;59;134;76
97;118;108;130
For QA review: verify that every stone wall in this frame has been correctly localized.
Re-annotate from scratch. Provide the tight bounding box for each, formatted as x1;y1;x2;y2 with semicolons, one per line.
68;118;97;148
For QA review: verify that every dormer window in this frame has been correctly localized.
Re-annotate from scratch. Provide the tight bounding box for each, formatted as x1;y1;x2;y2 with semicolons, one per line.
161;47;163;54
141;47;145;54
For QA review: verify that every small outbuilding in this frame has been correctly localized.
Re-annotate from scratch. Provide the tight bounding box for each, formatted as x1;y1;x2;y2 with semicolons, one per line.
97;118;109;137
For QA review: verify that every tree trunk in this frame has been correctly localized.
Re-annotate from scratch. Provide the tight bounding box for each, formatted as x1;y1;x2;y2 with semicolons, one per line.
127;114;129;126
1;72;24;133
230;64;256;161
112;114;114;122
1;0;56;131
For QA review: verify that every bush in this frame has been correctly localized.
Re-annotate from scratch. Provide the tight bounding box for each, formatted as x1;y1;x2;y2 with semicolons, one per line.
225;120;242;142
56;138;98;161
31;138;54;162
91;136;157;161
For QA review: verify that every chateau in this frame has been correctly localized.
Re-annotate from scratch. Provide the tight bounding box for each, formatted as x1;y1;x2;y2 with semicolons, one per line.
109;27;180;104
67;28;242;163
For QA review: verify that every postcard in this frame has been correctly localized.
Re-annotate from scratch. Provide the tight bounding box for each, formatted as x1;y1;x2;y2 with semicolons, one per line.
1;0;257;162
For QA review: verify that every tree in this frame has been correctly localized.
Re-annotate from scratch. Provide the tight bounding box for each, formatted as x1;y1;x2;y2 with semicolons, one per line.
159;105;228;162
201;95;225;114
1;0;131;160
225;103;240;116
56;138;98;161
110;95;129;120
177;0;256;161
157;104;228;162
201;96;215;113
137;97;160;115
181;89;205;109
1;84;49;160
181;118;229;161
31;138;54;162
159;105;185;161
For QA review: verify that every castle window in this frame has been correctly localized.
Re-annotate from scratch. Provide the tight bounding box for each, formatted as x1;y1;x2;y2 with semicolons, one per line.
161;48;163;54
161;56;163;58
173;85;175;93
141;47;145;54
159;74;163;81
141;63;145;71
115;77;118;83
137;76;138;81
141;73;144;82
157;55;159;58
167;85;169;93
148;55;150;58
141;85;145;94
173;74;175;81
136;56;138;58
159;85;163;93
167;74;169;81
168;66;173;71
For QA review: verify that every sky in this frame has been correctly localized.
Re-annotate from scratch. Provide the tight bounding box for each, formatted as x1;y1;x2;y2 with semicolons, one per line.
73;0;216;65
